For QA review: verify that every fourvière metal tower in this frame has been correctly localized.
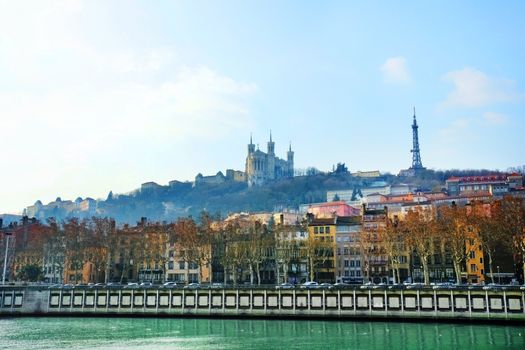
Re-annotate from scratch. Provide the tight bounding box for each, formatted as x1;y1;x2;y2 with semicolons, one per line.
410;107;424;170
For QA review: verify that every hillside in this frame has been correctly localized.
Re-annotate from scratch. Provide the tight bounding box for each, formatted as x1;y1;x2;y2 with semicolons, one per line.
18;168;507;225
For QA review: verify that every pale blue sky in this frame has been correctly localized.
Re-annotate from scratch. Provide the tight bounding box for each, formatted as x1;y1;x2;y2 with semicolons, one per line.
1;0;524;213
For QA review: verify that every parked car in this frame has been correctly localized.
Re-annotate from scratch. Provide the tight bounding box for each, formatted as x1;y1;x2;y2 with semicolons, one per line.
162;282;178;289
210;283;225;289
106;282;122;289
320;283;333;290
372;282;387;289
482;283;506;291
300;281;319;289
124;282;139;289
387;283;404;290
333;282;351;289
184;283;201;289
467;283;484;290
360;282;375;290
275;282;294;290
47;284;63;289
406;282;425;290
139;282;153;289
432;282;457;290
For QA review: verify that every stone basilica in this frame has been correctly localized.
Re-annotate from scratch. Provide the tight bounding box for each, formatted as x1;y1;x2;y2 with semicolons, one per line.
245;133;294;187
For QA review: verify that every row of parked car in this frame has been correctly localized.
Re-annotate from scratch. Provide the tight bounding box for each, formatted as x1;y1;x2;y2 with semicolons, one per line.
275;281;525;291
47;281;525;291
47;282;223;290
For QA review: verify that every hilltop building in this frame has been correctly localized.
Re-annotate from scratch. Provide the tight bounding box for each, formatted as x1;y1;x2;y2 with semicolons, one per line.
445;173;523;196
245;132;294;187
193;133;294;187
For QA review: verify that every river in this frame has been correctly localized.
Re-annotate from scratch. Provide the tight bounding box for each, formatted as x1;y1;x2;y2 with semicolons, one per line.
0;317;524;349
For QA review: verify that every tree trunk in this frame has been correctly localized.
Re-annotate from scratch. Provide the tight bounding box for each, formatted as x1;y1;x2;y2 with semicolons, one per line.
284;262;289;283
453;259;462;285
232;267;237;287
487;251;494;284
105;251;111;284
422;258;430;285
249;263;254;284
256;263;261;286
309;258;315;281
276;261;281;284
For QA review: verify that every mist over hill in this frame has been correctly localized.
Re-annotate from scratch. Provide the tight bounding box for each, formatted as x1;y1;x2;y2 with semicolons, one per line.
11;168;512;225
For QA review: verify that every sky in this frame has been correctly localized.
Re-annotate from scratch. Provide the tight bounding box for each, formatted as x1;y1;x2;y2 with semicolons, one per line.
1;0;524;214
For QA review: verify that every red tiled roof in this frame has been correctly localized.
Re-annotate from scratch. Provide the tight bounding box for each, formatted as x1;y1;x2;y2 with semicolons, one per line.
446;174;520;183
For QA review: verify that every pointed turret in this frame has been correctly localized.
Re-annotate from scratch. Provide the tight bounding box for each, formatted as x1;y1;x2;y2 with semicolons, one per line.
247;133;255;154
287;141;294;177
267;130;275;155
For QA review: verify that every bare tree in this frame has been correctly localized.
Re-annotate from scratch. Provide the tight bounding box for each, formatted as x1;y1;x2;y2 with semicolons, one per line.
378;218;404;284
402;207;436;285
174;218;199;283
437;205;473;284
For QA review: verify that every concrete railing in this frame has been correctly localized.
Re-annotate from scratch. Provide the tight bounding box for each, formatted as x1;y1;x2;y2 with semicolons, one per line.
1;286;525;322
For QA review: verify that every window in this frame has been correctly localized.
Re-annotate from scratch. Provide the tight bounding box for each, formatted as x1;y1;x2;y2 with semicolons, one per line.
189;262;198;269
345;271;349;277
470;264;477;272
479;257;483;264
326;227;331;234
344;260;349;267
356;271;361;277
168;261;174;270
320;227;325;234
314;227;319;234
356;260;361;267
337;248;341;255
349;260;355;267
343;248;349;255
469;251;475;259
179;262;185;270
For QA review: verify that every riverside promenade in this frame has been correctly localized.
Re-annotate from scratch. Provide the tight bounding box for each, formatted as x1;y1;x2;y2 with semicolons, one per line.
1;285;525;322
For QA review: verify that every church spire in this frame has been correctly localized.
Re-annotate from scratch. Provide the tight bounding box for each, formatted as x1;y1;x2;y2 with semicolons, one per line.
247;132;255;154
267;129;275;155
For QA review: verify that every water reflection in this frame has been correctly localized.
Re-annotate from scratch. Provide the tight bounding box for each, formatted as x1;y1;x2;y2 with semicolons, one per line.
0;317;524;349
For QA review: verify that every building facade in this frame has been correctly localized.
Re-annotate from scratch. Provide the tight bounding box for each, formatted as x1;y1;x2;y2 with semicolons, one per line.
245;133;294;187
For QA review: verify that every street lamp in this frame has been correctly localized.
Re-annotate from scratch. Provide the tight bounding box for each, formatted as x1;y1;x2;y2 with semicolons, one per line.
497;265;501;285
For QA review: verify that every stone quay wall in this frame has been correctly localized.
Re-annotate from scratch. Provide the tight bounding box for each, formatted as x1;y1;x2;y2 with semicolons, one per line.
1;286;525;322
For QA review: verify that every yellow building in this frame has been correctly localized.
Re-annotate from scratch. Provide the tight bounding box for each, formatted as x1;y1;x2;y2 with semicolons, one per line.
307;218;337;283
465;237;485;283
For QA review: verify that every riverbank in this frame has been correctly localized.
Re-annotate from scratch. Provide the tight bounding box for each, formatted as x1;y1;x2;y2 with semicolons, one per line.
2;286;525;323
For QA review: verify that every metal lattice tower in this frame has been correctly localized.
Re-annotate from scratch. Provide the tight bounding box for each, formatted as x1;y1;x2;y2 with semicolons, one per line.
410;107;424;169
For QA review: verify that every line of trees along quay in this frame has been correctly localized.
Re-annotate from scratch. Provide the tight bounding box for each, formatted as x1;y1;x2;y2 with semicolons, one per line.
1;196;524;285
381;196;525;285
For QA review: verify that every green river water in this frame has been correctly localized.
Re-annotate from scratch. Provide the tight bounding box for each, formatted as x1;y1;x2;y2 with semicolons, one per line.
0;317;524;349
